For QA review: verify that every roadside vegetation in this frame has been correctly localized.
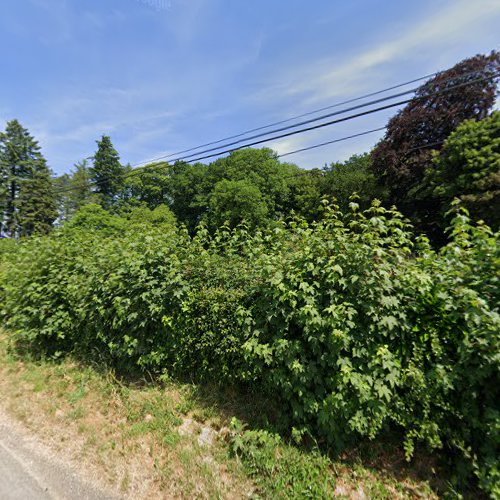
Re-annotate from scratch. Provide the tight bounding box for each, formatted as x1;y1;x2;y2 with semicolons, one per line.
1;199;498;497
0;52;498;498
0;329;460;499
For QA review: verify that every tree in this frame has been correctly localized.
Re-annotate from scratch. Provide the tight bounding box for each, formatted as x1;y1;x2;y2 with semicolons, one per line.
124;162;171;209
415;111;500;231
90;135;125;209
125;204;177;228
207;148;300;217
63;203;176;236
161;149;305;231
55;159;96;222
168;160;210;230
371;52;500;206
63;203;127;235
287;168;324;221
208;179;269;229
0;119;57;236
322;153;387;210
16;169;58;236
70;159;95;210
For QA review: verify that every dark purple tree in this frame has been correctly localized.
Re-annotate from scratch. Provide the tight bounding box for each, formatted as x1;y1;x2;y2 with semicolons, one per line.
371;51;499;207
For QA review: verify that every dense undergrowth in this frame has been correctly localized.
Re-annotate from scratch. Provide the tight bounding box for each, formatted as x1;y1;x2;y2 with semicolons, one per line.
0;201;498;496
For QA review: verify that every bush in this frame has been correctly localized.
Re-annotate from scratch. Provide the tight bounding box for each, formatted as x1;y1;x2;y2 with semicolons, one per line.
1;202;498;495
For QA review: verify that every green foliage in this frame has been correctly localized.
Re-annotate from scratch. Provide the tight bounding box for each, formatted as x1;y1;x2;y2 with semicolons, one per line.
0;119;57;237
415;112;500;231
16;170;58;236
322;153;387;210
208;179;269;229
90;135;126;209
229;418;335;498
166;149;302;230
125;204;177;227
63;203;128;235
123;162;171;209
286;169;324;221
1;202;498;495
62;203;177;237
163;160;206;230
371;52;499;206
55;159;98;222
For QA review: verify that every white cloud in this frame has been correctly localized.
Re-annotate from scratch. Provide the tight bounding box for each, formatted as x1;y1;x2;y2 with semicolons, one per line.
259;0;500;106
266;135;308;156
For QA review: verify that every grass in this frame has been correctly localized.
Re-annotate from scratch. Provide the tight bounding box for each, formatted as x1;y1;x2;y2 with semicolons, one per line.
0;329;452;499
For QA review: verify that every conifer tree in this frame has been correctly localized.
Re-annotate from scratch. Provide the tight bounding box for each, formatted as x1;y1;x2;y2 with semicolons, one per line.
90;135;125;209
17;169;58;235
0;119;57;236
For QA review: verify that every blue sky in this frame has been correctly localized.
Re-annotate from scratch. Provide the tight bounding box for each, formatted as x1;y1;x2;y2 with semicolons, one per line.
1;0;499;175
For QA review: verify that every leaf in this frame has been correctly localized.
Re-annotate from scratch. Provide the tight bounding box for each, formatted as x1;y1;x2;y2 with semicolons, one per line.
380;315;399;331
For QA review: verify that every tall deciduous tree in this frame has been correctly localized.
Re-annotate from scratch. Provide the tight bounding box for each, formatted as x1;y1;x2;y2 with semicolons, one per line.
90;135;125;209
0;119;57;236
371;52;499;206
124;162;171;209
322;153;387;210
55;159;96;222
208;178;269;229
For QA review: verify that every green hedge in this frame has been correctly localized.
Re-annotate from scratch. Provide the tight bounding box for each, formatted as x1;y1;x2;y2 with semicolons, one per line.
1;202;498;496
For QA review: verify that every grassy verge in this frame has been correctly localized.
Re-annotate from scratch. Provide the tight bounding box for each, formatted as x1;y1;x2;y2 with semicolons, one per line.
0;330;447;499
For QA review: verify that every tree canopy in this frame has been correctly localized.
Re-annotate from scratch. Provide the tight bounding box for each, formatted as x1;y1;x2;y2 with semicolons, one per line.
371;51;499;206
0;119;57;236
90;135;126;209
414;111;500;231
1;51;498;244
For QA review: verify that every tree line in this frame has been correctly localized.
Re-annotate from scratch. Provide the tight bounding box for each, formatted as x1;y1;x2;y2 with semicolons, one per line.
1;51;498;241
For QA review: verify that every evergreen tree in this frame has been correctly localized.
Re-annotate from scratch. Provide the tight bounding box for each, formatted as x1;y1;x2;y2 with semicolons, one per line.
17;169;58;236
0;119;57;236
90;135;125;209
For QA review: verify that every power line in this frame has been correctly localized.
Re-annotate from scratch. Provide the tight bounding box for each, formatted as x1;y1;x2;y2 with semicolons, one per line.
127;63;494;166
169;71;498;165
53;71;499;195
135;65;494;165
279;134;446;162
170;88;422;163
138;72;439;162
277;127;387;158
53;125;386;195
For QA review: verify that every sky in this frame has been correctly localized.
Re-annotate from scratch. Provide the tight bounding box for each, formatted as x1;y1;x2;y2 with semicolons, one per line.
0;0;499;175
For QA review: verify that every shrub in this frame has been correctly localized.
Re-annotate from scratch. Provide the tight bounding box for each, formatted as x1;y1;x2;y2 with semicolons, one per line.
1;202;498;495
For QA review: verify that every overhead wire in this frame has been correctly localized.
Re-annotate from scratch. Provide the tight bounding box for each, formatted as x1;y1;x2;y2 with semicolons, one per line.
162;71;498;166
52;70;499;195
276;127;387;158
134;67;494;166
135;71;440;163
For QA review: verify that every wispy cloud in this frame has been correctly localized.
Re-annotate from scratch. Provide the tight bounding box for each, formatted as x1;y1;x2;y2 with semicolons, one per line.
259;0;500;106
3;0;498;174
